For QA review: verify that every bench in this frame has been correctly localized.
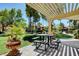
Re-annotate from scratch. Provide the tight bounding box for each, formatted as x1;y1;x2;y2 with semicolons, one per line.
32;37;39;40
50;40;61;49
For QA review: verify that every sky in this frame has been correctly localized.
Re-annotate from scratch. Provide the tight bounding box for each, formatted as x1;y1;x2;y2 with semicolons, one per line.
0;3;69;27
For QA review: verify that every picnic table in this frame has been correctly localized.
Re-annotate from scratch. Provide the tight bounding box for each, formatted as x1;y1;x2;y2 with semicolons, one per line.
35;34;54;51
37;34;54;44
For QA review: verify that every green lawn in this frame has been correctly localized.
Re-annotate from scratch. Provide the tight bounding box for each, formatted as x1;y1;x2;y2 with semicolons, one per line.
56;33;73;39
0;34;31;55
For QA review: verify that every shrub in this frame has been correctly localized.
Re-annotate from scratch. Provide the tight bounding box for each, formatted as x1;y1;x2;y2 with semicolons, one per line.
74;29;79;39
5;25;25;36
23;35;37;42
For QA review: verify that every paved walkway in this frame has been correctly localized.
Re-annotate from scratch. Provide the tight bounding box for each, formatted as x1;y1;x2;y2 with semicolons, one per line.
19;40;79;56
60;39;79;48
20;44;39;56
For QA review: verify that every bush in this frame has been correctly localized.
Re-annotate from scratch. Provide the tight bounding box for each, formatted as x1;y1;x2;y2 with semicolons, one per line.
23;35;37;42
5;25;25;36
74;29;79;39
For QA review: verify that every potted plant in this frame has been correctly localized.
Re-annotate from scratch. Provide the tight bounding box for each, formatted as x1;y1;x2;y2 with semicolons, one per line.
6;25;25;56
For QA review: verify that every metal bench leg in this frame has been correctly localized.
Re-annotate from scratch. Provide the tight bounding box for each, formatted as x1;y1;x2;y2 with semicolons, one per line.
35;42;41;49
55;44;59;49
45;43;47;51
36;42;38;49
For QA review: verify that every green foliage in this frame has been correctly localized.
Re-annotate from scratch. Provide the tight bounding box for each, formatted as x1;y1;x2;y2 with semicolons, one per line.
37;22;42;26
33;11;40;23
5;24;25;36
26;4;41;31
40;13;47;21
0;8;27;33
57;22;64;33
9;8;16;18
0;9;9;23
16;9;22;18
73;29;79;39
9;8;16;24
56;33;72;39
14;18;27;28
26;4;34;17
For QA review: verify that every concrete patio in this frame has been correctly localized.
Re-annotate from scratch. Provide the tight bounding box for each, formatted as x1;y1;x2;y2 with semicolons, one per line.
19;39;79;56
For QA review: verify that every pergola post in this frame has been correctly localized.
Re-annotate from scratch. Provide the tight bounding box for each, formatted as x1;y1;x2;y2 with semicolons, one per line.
48;19;52;34
77;20;79;29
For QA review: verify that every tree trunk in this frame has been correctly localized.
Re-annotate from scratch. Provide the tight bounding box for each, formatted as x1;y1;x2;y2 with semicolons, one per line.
68;21;71;33
28;17;32;32
1;23;5;32
35;22;37;33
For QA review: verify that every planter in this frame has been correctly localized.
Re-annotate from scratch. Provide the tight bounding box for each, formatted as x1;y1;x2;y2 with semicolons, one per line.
6;39;21;56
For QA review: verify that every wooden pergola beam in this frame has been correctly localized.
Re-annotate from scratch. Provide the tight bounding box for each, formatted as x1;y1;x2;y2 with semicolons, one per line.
51;9;79;20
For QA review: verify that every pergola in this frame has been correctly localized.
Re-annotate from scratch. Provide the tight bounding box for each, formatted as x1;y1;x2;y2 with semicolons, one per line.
27;3;79;34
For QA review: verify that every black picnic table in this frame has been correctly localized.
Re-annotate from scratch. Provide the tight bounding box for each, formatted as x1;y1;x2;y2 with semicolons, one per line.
35;34;54;51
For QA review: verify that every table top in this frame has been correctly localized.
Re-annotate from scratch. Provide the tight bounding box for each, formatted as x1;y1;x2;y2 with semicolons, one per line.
36;34;54;36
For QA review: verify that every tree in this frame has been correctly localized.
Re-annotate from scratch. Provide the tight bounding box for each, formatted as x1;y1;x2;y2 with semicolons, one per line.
37;22;42;27
33;11;40;31
5;9;27;36
9;8;16;24
0;9;9;32
26;4;41;32
26;4;34;32
57;22;64;33
69;20;72;27
73;20;77;29
16;9;22;20
14;18;27;29
0;8;27;34
40;13;47;21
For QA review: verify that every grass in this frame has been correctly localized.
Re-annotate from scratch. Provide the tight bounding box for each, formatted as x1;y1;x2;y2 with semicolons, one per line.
56;33;73;39
0;36;9;55
0;34;31;55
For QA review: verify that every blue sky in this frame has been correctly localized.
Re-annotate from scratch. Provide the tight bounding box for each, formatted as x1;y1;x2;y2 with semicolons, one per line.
0;3;69;27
